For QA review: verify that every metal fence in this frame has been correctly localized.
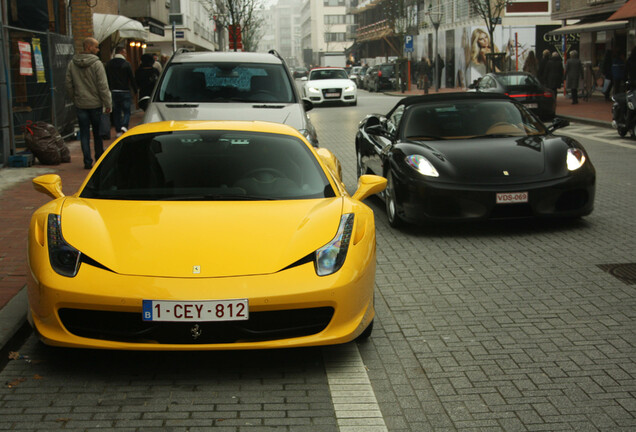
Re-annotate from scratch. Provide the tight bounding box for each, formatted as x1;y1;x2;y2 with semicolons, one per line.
1;25;75;165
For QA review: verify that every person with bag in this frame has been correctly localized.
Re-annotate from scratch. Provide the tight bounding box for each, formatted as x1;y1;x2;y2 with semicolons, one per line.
546;51;564;98
65;37;112;169
135;53;160;110
106;45;137;137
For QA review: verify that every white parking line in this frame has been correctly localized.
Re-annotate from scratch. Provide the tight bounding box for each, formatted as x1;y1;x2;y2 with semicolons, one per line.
323;343;388;432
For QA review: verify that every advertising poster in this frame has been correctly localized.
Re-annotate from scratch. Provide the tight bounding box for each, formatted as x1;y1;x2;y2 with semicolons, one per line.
32;38;46;83
18;41;33;76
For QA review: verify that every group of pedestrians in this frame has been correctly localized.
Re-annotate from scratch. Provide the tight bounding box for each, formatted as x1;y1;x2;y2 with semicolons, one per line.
65;37;161;169
526;48;584;105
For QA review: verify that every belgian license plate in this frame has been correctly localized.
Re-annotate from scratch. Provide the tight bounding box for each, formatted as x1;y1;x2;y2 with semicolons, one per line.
524;103;538;109
325;92;340;97
142;299;249;322
496;191;529;204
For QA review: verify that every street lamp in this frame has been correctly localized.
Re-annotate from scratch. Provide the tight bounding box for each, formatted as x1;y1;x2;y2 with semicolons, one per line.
427;3;443;92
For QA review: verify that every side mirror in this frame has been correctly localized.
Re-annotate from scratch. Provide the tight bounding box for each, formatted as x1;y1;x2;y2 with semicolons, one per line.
547;117;570;133
302;98;314;112
300;76;308;81
365;124;390;137
352;175;387;201
138;96;150;112
33;174;64;199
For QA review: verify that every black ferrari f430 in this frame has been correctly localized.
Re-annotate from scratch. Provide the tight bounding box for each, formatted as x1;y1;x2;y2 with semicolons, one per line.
355;93;596;227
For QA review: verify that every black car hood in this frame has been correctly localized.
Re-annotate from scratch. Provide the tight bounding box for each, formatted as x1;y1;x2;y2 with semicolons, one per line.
399;135;570;185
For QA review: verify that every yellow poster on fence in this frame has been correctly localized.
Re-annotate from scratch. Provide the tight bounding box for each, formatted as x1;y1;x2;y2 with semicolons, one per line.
32;38;46;83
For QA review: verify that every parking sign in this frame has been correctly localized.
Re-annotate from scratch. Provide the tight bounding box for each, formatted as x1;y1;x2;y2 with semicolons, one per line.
405;35;414;53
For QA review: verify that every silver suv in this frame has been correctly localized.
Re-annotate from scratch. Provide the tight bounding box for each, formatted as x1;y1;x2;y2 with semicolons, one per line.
143;51;319;146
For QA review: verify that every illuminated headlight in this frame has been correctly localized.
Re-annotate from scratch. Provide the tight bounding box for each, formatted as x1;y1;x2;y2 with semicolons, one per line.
307;87;321;94
566;148;586;171
405;154;439;177
47;214;81;277
344;86;355;92
315;214;354;276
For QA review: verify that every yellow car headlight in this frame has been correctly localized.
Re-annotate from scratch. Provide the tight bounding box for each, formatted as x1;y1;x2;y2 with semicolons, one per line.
315;213;354;276
47;214;81;277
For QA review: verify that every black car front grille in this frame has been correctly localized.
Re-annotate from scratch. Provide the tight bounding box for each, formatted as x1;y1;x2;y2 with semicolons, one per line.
555;189;590;212
58;307;334;344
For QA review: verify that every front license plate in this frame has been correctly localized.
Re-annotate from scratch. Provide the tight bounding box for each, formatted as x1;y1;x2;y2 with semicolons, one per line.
325;92;340;97
142;299;249;322
524;103;538;109
496;191;529;204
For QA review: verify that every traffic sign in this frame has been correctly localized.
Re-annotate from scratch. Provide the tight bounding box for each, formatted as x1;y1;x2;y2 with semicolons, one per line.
405;35;414;53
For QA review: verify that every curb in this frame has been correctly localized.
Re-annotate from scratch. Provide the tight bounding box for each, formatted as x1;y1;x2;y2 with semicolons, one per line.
0;287;30;366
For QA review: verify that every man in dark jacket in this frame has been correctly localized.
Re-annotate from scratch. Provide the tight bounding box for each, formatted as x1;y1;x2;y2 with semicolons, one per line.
106;46;137;137
65;37;112;169
546;51;564;98
537;49;550;86
565;50;584;104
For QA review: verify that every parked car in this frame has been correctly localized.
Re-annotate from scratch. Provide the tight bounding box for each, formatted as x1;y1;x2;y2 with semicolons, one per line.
27;120;387;350
349;66;366;88
367;63;396;92
470;71;556;121
143;50;319;146
293;66;308;79
355;93;595;227
301;67;357;106
363;65;379;91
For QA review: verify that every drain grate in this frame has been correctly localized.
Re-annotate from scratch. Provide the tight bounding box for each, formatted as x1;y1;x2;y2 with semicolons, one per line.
597;263;636;285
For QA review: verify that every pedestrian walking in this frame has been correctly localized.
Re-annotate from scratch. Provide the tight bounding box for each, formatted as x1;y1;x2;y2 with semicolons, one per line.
565;50;584;104
135;53;160;108
546;51;564;98
522;50;539;77
626;47;636;90
65;37;112;169
611;51;626;96
106;45;137;137
537;49;550;86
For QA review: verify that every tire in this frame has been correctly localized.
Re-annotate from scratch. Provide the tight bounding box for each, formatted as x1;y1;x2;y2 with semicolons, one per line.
350;100;357;106
618;126;627;137
385;171;404;228
356;319;374;341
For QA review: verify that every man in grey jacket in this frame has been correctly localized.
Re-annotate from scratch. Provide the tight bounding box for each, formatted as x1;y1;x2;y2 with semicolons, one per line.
65;37;112;169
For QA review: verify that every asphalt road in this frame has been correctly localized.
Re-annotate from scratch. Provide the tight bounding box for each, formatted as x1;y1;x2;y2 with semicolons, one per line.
0;90;634;431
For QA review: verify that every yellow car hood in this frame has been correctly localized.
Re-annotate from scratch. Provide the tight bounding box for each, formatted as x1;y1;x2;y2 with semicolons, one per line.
59;197;343;278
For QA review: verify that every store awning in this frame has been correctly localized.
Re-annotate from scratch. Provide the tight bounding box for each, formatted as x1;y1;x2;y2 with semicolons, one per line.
547;20;628;35
609;0;636;20
93;13;147;43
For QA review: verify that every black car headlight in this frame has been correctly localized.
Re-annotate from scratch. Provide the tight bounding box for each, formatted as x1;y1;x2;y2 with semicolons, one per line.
315;214;354;276
566;148;586;171
299;129;319;147
47;214;81;277
405;155;439;177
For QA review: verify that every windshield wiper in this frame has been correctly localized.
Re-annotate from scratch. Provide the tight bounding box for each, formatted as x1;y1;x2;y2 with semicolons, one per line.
159;194;274;201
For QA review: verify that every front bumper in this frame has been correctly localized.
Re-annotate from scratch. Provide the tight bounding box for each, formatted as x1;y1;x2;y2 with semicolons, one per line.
27;259;375;350
307;88;357;105
392;170;596;223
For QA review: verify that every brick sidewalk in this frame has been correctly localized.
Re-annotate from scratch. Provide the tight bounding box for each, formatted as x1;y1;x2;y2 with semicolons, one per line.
0;111;145;310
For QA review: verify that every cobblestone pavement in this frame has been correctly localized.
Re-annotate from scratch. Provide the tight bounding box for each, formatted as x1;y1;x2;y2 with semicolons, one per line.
0;91;634;431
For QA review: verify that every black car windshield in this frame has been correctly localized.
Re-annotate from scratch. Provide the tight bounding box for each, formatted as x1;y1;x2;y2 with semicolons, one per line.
309;69;349;80
156;62;294;103
497;74;541;87
402;100;547;140
81;131;335;201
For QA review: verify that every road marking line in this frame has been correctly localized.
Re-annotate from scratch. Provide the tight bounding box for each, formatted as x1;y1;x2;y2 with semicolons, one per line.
323;343;388;432
560;129;636;149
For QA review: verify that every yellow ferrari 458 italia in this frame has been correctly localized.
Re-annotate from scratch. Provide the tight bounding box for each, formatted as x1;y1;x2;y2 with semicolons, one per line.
27;121;386;350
